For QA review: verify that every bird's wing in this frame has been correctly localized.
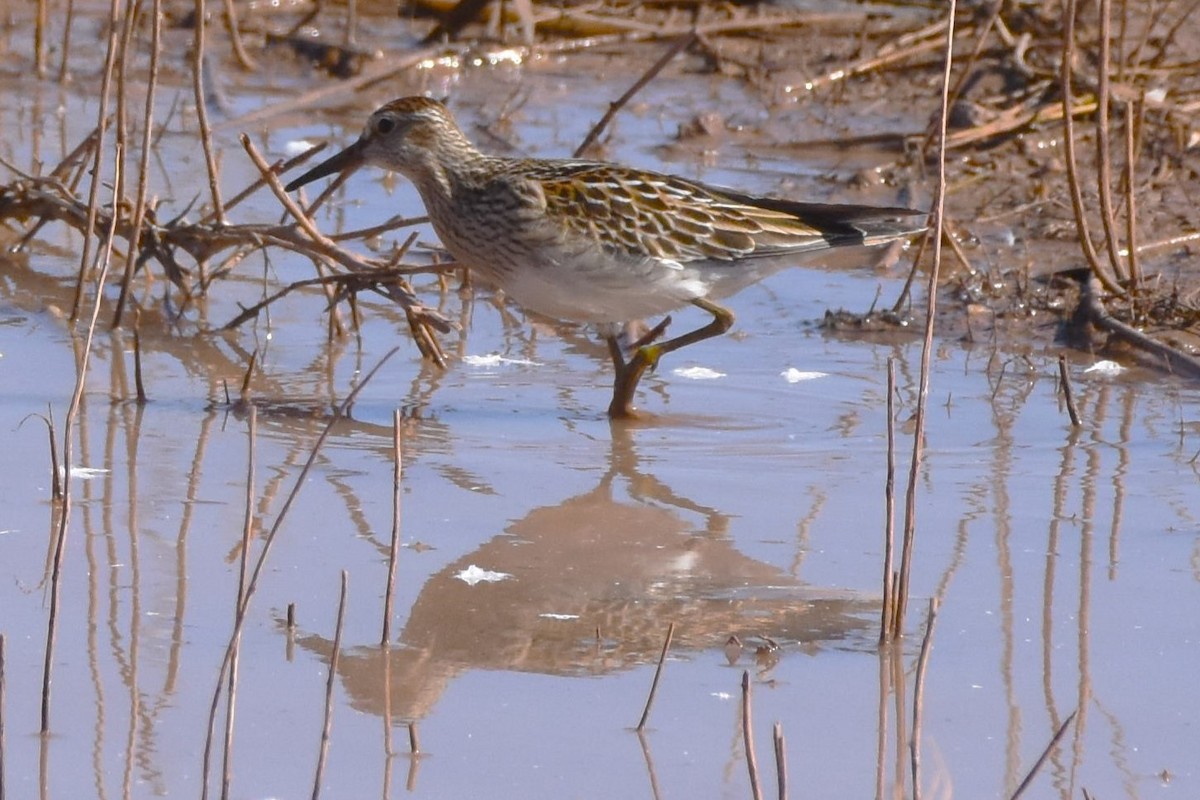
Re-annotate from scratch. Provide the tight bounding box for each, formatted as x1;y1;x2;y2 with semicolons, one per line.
522;162;924;264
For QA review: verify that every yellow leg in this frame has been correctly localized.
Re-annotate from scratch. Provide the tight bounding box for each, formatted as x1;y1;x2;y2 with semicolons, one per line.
606;298;735;419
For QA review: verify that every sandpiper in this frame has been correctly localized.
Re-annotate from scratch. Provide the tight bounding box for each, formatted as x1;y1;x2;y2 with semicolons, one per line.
286;96;925;418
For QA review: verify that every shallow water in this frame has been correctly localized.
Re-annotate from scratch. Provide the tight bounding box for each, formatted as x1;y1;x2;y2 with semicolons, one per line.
2;6;1200;799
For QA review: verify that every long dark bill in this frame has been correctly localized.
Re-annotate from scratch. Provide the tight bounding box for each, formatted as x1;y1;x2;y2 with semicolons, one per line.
284;138;368;192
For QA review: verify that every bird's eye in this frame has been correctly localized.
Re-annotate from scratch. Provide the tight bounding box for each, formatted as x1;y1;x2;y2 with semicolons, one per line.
374;116;396;135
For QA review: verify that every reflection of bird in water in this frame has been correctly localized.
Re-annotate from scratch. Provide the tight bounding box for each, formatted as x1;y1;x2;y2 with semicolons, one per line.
286;96;925;417
290;426;877;724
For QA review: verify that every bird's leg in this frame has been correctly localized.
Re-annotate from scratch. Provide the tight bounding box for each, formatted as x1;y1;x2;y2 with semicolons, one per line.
607;317;671;419
607;298;735;419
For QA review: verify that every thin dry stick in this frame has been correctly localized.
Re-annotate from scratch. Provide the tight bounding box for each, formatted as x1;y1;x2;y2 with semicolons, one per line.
910;597;939;800
57;0;76;83
1061;0;1124;296
1;633;6;800
221;0;258;70
68;0;122;321
894;0;955;639
132;309;147;404
41;148;124;733
113;0;164;328
46;406;62;501
199;350;399;798
1122;99;1141;287
312;571;349;800
1093;0;1128;286
1009;710;1077;800
1057;356;1081;427
191;0;227;224
382;409;403;645
573;31;697;157
636;622;675;731
880;358;897;642
741;671;764;800
35;0;48;76
220;406;256;800
772;722;786;800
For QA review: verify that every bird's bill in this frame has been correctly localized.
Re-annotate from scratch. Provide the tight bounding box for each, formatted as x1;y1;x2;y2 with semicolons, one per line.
284;138;367;192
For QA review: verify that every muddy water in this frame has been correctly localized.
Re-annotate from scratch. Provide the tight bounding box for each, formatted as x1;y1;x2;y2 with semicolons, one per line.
2;6;1200;799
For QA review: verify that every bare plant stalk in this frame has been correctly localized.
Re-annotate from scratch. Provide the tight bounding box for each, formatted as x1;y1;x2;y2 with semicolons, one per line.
220;406;256;800
1093;0;1128;285
636;622;675;731
574;31;697;157
895;0;956;637
68;0;123;321
312;571;349;800
114;0;164;328
221;0;258;70
382;409;403;645
382;646;394;764
741;671;763;800
1;633;6;800
41;149;124;733
46;406;62;501
880;358;897;642
772;721;787;800
57;0;76;83
1009;711;1077;799
1061;0;1125;296
1057;356;1081;427
192;0;227;224
910;597;939;800
133;309;147;404
200;350;399;796
35;0;48;76
1122;99;1141;287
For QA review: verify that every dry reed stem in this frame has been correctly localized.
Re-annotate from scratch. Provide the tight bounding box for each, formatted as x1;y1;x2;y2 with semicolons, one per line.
68;0;121;322
910;597;939;800
132;309;147;404
635;622;674;732
894;0;956;640
741;671;763;800
382;409;403;645
312;571;349;800
57;0;76;83
1057;356;1081;427
200;350;399;798
219;406;256;800
1009;710;1077;799
34;0;47;77
191;0;226;224
46;406;62;501
880;358;897;643
0;633;5;800
1094;0;1129;287
772;722;786;800
573;31;697;158
1122;99;1141;287
41;147;123;734
221;0;258;70
1061;0;1125;297
114;0;164;329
